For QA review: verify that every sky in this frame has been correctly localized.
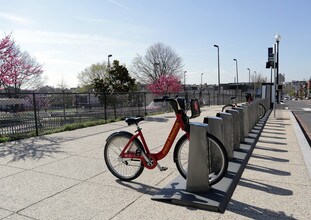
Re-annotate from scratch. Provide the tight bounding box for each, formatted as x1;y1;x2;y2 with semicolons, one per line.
1;0;311;88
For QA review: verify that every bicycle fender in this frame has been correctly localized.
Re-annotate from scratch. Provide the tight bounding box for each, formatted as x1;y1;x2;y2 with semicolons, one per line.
105;131;134;142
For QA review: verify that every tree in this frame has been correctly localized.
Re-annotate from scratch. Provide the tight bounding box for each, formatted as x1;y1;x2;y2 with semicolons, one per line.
251;71;267;95
147;75;182;95
77;62;108;92
92;60;136;103
131;42;183;83
109;60;136;92
0;34;43;95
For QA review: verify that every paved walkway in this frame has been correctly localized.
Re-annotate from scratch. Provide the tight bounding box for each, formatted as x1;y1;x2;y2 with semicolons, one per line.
0;106;310;219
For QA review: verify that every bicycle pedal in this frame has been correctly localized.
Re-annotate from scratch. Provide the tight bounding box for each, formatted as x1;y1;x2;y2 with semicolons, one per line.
160;166;168;171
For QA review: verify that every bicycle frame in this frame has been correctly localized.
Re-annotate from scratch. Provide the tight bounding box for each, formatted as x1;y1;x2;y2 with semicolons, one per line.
119;112;189;169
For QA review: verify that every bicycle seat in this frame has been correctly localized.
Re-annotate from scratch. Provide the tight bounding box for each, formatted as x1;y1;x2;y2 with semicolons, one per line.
125;117;144;126
230;96;236;100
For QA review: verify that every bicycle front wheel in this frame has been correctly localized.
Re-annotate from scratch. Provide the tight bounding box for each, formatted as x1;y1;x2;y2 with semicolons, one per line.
222;104;234;112
174;133;228;185
104;133;144;181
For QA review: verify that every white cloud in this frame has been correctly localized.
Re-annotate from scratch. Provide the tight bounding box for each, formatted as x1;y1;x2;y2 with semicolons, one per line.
72;16;109;24
0;12;30;25
108;0;129;10
14;29;134;47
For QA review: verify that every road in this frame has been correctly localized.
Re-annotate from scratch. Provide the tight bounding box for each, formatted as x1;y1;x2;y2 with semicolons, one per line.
284;99;311;146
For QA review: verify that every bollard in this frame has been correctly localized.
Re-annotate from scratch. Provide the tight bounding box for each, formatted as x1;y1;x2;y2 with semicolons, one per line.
203;116;224;173
241;104;251;135
250;104;255;129
216;112;234;160
186;122;210;192
248;102;256;128
226;109;240;150
233;107;245;143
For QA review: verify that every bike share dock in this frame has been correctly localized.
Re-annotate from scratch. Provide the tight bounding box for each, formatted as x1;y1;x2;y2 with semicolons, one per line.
152;100;272;212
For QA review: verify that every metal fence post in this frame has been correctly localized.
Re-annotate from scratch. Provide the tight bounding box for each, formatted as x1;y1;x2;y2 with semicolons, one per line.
144;92;147;116
32;93;39;136
104;93;107;121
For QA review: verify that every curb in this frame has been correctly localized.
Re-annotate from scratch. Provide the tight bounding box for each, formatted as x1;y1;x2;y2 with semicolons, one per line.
289;111;311;178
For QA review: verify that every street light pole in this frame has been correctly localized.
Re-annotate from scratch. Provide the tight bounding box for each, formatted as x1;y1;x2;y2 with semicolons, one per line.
201;73;203;90
254;71;256;95
247;68;251;92
214;45;220;93
108;54;112;69
275;33;281;103
233;59;239;94
184;71;187;91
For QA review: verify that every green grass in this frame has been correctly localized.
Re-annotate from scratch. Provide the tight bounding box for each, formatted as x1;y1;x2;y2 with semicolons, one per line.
0;110;170;143
0;118;121;143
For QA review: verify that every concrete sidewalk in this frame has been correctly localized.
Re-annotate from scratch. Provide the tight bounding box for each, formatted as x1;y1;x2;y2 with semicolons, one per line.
0;106;310;219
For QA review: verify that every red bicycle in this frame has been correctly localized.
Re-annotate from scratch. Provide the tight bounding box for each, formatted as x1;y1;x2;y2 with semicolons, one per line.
104;96;228;185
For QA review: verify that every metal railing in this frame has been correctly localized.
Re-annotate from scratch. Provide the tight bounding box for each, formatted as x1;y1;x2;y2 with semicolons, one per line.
0;89;244;139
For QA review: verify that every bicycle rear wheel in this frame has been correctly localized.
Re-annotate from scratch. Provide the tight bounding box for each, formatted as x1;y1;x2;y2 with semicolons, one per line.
104;133;144;181
258;103;266;119
222;104;234;112
173;133;228;185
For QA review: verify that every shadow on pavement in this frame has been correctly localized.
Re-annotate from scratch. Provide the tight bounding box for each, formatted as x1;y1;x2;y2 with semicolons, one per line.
238;178;293;196
259;135;287;140
228;199;296;219
144;117;169;122
250;154;289;163
256;139;287;146
116;179;161;195
0;136;66;162
255;145;288;153
245;163;291;176
261;131;286;135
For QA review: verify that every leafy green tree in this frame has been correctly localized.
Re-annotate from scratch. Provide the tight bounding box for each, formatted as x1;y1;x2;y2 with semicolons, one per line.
77;62;108;92
91;60;136;118
109;60;136;92
92;60;136;103
91;77;111;98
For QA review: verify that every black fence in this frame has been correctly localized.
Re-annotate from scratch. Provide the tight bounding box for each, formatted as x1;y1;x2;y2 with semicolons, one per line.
0;89;245;139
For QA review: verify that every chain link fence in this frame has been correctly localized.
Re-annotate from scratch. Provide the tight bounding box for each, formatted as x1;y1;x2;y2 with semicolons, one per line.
0;89;244;139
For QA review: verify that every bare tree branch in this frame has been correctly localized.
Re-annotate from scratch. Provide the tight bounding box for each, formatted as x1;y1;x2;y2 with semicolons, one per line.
131;42;183;83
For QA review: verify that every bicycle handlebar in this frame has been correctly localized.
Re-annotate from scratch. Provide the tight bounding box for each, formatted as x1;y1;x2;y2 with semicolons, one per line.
154;96;175;103
153;96;185;114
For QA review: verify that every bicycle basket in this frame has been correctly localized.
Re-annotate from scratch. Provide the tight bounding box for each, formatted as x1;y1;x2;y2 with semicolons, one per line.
190;99;200;118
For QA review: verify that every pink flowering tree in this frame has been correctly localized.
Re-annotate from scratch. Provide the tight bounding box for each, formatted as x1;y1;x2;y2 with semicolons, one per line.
0;34;43;96
147;74;182;96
